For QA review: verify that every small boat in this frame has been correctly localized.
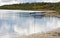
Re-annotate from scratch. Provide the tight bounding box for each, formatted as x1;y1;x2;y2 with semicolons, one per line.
30;12;45;16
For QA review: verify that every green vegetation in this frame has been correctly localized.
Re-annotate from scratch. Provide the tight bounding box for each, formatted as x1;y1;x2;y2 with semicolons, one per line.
0;2;60;16
0;2;60;11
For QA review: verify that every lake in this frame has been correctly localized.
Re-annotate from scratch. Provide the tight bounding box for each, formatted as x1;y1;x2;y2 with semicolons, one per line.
0;10;60;38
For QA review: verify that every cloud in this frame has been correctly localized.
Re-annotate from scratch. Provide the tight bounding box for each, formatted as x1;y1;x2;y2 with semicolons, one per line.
35;0;60;2
0;0;60;6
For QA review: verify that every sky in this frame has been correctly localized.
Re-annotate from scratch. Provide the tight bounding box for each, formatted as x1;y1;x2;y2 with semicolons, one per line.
0;0;60;6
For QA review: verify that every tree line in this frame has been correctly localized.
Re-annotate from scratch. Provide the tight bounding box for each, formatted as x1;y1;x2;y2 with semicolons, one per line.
0;2;60;11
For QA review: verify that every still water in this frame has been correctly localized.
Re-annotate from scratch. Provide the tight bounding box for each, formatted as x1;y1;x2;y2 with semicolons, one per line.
0;10;60;38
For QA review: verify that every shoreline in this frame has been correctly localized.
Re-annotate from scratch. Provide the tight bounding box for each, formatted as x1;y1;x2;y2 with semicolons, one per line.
44;12;60;18
0;9;60;18
22;28;60;38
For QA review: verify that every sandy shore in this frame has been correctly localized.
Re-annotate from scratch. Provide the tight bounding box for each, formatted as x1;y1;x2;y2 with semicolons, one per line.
44;11;60;18
21;28;60;38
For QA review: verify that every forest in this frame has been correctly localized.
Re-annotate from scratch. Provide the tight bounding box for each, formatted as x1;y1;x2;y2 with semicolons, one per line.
0;2;60;12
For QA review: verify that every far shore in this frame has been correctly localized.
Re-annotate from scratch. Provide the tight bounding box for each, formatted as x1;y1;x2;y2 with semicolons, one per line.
0;9;60;18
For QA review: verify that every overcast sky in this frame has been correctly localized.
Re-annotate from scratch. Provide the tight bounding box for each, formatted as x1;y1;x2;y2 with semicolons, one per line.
0;0;60;6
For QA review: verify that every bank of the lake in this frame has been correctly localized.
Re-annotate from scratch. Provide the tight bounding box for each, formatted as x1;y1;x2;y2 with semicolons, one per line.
44;11;60;18
23;28;60;38
0;2;60;18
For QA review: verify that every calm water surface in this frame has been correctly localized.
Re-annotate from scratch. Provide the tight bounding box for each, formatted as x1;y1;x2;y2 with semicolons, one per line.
0;10;60;38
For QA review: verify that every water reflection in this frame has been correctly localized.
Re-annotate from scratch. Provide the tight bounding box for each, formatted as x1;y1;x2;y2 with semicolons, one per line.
0;11;60;38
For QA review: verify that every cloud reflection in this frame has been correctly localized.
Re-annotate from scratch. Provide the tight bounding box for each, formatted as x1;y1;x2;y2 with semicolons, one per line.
0;10;60;38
